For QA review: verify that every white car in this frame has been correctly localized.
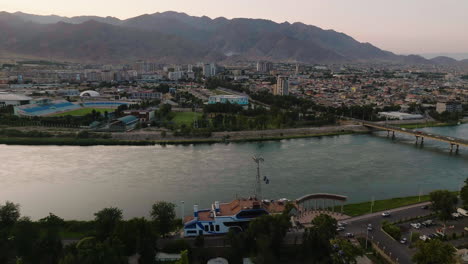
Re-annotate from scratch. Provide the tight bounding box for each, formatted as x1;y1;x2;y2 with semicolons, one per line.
400;237;407;244
382;212;391;217
336;226;345;231
410;223;421;229
419;235;430;241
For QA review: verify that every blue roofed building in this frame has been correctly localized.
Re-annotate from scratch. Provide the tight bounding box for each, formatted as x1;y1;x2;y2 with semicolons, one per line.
109;115;139;131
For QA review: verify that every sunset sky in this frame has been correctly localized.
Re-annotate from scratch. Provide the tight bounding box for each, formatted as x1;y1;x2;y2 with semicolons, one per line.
2;0;467;55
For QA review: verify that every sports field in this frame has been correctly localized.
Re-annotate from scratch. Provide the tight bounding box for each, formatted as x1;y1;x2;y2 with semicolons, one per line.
52;108;115;117
172;112;203;125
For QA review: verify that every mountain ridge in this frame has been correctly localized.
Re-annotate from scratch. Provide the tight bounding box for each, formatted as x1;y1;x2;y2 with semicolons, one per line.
0;11;465;65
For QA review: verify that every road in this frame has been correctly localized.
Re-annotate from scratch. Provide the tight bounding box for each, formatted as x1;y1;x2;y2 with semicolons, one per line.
342;202;432;264
161;202;432;264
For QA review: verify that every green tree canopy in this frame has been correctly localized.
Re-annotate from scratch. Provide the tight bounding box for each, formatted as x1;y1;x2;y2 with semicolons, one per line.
0;201;20;227
310;214;337;241
412;240;456;264
460;178;468;209
150;201;176;236
330;238;364;264
94;207;123;240
429;190;458;222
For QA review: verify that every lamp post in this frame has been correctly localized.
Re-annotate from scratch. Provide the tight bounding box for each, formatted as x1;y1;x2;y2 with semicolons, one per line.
181;201;185;225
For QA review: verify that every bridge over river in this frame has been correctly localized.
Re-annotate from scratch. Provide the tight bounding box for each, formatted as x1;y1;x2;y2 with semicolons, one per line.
351;119;468;152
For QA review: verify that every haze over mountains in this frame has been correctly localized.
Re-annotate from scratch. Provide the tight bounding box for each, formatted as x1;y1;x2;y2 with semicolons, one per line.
1;11;467;66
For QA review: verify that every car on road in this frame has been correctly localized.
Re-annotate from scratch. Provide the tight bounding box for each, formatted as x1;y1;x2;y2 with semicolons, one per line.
367;223;373;231
382;212;391;217
400;237;407;244
452;212;462;218
419;235;430;241
422;220;434;227
338;222;348;226
336;226;345;231
421;205;429;210
410;223;421;229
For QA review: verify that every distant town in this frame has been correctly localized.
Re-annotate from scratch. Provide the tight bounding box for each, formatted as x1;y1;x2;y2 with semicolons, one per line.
0;59;466;144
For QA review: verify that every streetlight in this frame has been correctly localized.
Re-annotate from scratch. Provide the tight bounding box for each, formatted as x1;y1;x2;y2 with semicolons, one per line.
181;201;185;225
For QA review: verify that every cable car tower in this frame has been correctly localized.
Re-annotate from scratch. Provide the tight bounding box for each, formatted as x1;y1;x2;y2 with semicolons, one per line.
252;155;270;200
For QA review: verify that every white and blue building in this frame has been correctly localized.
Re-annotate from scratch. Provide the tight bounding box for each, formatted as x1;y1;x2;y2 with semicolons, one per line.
207;95;249;106
183;198;286;237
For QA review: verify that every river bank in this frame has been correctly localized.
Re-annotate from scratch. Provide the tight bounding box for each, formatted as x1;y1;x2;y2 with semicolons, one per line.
0;118;463;146
0;124;371;146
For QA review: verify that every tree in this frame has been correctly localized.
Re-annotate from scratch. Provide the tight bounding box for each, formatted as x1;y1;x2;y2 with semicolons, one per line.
460;178;468;209
412;240;456;264
94;207;123;240
0;201;20;227
175;250;189;264
429;190;458;223
115;218;157;264
311;214;337;241
150;202;176;236
60;237;127;264
330;238;363;264
246;214;291;259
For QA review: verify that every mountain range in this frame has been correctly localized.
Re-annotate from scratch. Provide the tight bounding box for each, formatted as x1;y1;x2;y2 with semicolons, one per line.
1;11;467;66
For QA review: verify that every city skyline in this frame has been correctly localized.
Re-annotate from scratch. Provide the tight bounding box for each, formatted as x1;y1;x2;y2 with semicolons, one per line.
2;0;468;55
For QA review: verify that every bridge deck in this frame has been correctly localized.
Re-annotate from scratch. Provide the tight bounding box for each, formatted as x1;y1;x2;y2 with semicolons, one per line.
361;121;468;147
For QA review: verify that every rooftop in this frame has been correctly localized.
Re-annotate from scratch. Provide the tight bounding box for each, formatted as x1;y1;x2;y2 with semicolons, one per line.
184;198;287;223
0;93;32;101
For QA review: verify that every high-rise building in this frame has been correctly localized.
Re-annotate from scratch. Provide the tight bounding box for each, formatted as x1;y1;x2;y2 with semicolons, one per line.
210;63;217;76
203;63;217;78
203;64;212;77
275;76;289;96
257;61;272;73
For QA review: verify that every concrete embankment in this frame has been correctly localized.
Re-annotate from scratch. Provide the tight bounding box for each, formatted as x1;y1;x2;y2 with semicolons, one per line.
111;124;371;142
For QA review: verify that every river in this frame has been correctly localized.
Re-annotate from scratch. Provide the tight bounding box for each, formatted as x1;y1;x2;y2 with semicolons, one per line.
1;124;467;220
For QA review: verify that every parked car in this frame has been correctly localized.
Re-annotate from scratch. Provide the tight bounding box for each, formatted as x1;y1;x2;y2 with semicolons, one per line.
345;233;354;238
400;237;407;244
336;226;345;231
419;235;430;241
422;220;434;227
410;223;421;229
382;212;391;217
421;205;429;210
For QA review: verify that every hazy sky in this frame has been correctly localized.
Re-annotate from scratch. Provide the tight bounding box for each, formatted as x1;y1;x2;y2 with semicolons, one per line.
2;0;467;55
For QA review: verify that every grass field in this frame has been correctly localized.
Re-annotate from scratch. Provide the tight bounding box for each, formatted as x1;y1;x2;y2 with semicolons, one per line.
53;108;115;117
397;122;456;129
213;89;233;95
340;195;431;217
172;112;203;126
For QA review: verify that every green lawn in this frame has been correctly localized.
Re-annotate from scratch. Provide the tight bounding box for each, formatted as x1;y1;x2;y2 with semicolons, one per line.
53;108;115;117
339;194;432;217
213;89;232;95
172;112;203;126
397;122;455;129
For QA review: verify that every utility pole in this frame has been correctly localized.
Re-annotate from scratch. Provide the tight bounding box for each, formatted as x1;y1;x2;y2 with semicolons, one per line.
181;201;185;225
252;155;264;200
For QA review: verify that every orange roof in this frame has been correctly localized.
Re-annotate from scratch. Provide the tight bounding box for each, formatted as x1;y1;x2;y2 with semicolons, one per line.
184;198;288;223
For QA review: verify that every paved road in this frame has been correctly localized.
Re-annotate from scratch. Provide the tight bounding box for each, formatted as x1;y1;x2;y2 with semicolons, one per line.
160;202;433;264
343;202;432;264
